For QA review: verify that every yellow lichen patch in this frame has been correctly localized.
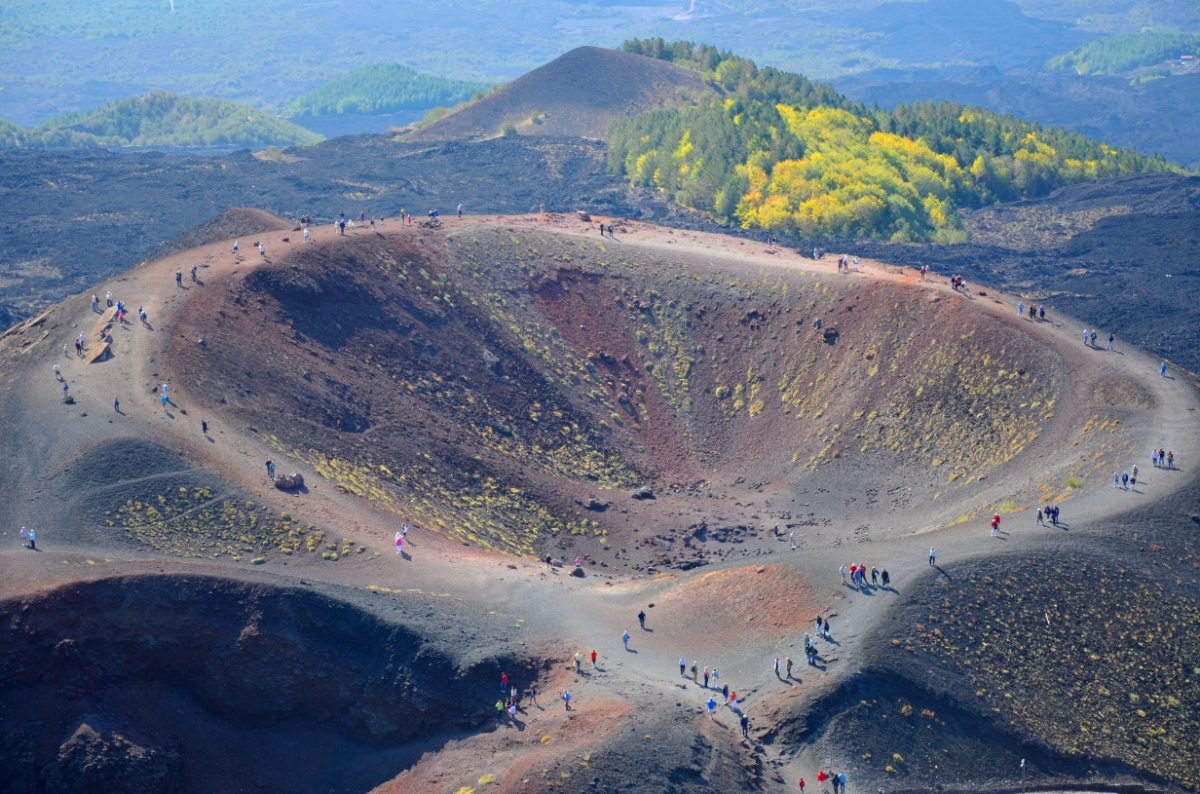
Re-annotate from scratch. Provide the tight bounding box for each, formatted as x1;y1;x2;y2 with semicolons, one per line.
112;487;343;561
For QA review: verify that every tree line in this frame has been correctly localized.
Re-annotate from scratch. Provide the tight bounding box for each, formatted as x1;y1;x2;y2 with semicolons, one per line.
1;92;321;149
610;39;1183;243
1048;30;1200;76
284;63;490;117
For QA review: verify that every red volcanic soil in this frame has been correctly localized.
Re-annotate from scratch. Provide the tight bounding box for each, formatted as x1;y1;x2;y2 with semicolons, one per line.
0;212;1196;794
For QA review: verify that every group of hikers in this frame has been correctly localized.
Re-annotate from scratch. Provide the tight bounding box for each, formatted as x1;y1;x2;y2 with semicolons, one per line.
494;670;539;725
839;563;890;590
1017;301;1048;321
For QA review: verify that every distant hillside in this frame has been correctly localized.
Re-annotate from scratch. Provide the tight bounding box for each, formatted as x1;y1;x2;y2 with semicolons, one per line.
1;93;322;150
610;40;1183;243
285;64;489;117
407;46;716;141
1049;30;1200;75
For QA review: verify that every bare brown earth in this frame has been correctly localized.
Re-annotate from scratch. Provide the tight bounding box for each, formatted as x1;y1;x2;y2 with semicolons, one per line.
0;213;1196;793
406;47;717;142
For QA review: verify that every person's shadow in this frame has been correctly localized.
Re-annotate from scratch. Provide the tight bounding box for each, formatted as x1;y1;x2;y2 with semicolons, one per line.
625;647;638;654
932;564;952;580
401;550;411;561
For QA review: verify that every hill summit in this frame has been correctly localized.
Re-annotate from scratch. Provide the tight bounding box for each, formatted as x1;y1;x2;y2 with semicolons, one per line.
407;46;716;141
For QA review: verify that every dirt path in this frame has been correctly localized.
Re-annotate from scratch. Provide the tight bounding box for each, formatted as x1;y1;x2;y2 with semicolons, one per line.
3;212;1196;791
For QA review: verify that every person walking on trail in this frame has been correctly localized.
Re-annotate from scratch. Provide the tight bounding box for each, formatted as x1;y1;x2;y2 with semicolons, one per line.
739;711;750;738
680;657;687;677
507;702;518;725
722;683;730;703
774;658;781;678
258;242;266;258
27;528;37;550
710;668;718;688
1122;472;1129;489
1160;361;1168;377
1017;302;1024;318
990;513;1001;537
20;527;28;548
457;203;463;219
623;630;630;651
702;666;710;688
929;546;937;566
562;690;572;711
691;661;699;681
1036;508;1044;526
526;684;538;707
638;610;646;629
574;651;581;673
591;649;598;669
786;657;793;679
1091;330;1098;347
113;396;120;413
881;569;890;588
798;777;805;792
706;697;717;720
266;460;276;480
839;564;848;585
1082;328;1089;346
1107;333;1114;351
232;241;240;255
394;532;403;554
175;271;183;287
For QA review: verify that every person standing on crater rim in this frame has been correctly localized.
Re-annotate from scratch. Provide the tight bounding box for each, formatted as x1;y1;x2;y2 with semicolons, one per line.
638;609;646;629
929;546;937;566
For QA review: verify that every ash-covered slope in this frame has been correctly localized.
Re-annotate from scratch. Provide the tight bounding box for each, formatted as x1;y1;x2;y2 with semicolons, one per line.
406;46;717;141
